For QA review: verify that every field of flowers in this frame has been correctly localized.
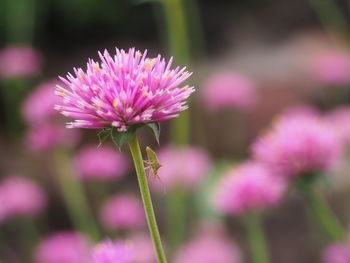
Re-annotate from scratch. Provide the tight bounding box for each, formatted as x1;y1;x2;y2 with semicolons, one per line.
1;0;350;262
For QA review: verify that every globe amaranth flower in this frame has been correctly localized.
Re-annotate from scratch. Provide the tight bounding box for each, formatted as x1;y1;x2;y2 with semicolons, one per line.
89;239;134;263
150;145;211;192
0;176;46;222
73;145;128;180
0;46;42;79
25;122;80;154
326;106;350;146
22;80;81;153
309;50;350;85
252;113;343;178
129;233;156;263
100;194;145;231
55;48;194;131
214;161;286;216
35;232;91;263
201;72;258;112
22;80;61;124
174;231;241;263
322;243;350;263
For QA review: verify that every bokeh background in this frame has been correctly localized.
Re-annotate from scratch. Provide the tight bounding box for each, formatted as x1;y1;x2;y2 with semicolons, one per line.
1;0;350;262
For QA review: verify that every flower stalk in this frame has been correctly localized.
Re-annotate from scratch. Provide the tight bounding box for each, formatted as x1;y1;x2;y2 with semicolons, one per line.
302;186;345;241
54;149;100;241
128;135;168;263
244;213;270;263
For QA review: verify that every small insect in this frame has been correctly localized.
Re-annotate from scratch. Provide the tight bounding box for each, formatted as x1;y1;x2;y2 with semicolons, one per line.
144;146;162;181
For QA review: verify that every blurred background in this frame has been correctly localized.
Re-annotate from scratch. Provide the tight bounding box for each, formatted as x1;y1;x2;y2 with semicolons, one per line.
1;0;350;262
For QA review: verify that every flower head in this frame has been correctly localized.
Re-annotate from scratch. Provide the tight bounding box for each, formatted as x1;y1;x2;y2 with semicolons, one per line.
0;176;46;222
22;80;61;124
214;161;286;216
202;72;258;111
326;106;350;145
25;122;80;153
89;240;134;263
310;51;350;85
129;234;156;263
174;231;241;263
322;243;350;263
252;114;343;178
100;194;145;231
150;146;211;192
55;48;194;131
35;232;91;263
0;46;42;79
74;145;128;180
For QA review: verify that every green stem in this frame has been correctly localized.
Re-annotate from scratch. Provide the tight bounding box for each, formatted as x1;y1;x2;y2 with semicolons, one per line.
53;149;100;241
166;187;188;254
244;214;270;263
160;0;191;145
303;186;345;241
128;136;168;263
308;0;350;37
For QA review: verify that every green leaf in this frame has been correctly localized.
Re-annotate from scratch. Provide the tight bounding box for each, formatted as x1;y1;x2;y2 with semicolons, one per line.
97;129;111;147
145;122;160;144
111;125;140;147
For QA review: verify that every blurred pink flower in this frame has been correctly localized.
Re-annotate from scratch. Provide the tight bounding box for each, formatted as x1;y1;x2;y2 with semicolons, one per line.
281;104;321;118
174;232;241;263
252;114;343;178
326;106;350;145
89;240;134;263
214;161;286;216
130;233;156;263
35;232;91;263
150;146;211;192
322;243;350;263
202;72;259;111
55;48;194;130
100;194;145;231
74;145;128;180
310;51;350;85
25;122;80;153
22;80;61;124
0;46;42;79
0;176;46;222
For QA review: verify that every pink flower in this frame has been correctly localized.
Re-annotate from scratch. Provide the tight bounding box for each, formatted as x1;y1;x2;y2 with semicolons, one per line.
89;240;134;263
25;122;80;153
326;106;350;145
150;146;211;192
252;114;343;178
202;72;258;111
322;243;350;263
129;234;156;263
100;194;145;231
214;161;286;216
35;232;91;263
55;48;194;130
310;51;350;85
0;176;46;222
0;46;42;79
22;80;61;124
174;232;241;263
74;145;128;180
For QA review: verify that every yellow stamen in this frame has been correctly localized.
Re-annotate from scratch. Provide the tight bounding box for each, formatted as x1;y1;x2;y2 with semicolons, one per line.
113;100;118;108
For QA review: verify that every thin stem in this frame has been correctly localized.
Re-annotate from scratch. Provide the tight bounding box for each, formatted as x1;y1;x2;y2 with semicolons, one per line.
308;0;350;38
244;214;270;263
128;136;168;263
303;186;345;241
166;187;188;254
161;0;191;145
53;149;100;241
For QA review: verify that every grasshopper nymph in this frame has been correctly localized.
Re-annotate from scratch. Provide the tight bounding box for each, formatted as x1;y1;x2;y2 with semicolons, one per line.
144;146;162;181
